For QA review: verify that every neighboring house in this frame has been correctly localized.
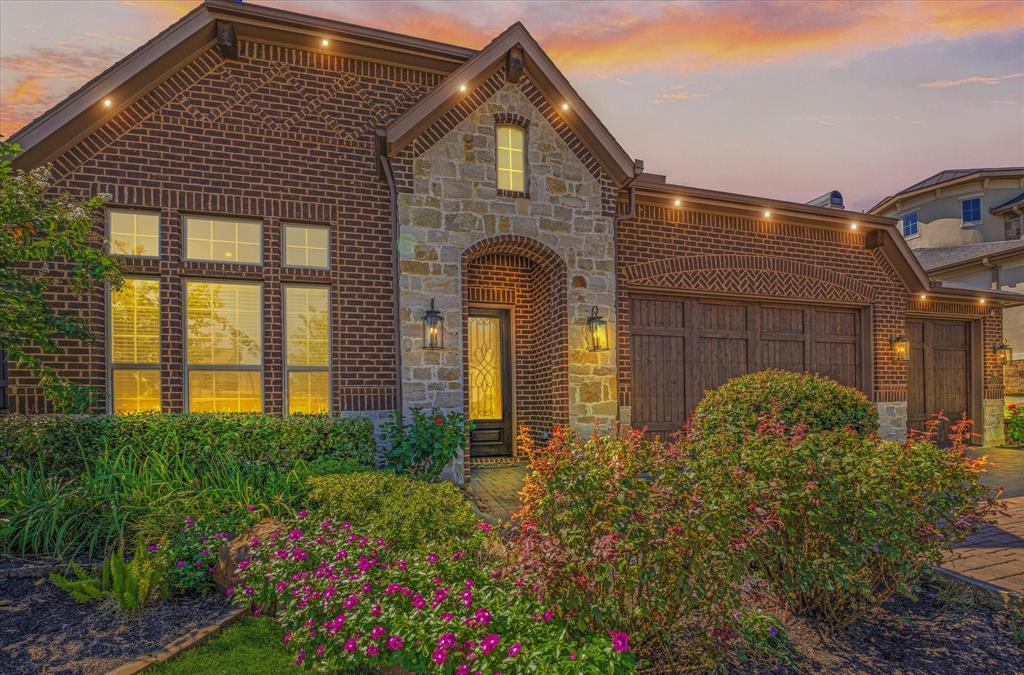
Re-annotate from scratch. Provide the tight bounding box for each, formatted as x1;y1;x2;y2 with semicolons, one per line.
3;1;1020;481
871;168;1024;406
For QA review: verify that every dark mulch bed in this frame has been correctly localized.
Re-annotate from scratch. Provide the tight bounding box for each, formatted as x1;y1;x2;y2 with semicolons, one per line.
732;581;1024;674
0;561;234;675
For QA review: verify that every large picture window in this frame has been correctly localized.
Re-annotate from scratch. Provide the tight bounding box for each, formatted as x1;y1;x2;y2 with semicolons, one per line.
185;216;262;264
186;280;263;412
109;278;161;413
284;224;329;269
496;125;525;192
108;209;160;257
284;285;330;414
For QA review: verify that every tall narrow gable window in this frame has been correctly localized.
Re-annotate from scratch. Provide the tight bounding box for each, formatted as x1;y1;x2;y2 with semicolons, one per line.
186;281;263;412
285;286;330;414
109;278;161;413
901;212;919;238
496;125;525;193
961;197;982;225
109;209;159;257
185;216;262;264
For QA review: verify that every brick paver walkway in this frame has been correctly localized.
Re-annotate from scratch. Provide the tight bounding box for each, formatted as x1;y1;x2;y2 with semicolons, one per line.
470;462;526;522
943;495;1024;594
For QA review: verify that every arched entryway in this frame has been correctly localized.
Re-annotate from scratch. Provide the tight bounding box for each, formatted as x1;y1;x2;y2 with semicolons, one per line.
461;235;569;460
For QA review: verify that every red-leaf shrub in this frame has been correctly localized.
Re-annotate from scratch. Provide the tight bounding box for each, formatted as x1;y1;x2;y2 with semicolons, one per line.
697;415;1003;626
506;426;778;669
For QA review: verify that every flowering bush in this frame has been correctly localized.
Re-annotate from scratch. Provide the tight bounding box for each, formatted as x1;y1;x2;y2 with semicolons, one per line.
307;472;479;555
233;511;635;673
697;415;1003;626
692;370;878;442
159;511;259;596
1006;403;1024;445
507;426;775;669
382;408;472;481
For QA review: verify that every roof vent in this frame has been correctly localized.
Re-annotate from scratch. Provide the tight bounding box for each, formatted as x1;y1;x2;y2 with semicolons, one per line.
806;190;845;210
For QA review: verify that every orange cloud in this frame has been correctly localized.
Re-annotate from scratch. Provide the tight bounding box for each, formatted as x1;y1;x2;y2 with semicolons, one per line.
115;0;198;22
652;86;707;105
920;72;1024;88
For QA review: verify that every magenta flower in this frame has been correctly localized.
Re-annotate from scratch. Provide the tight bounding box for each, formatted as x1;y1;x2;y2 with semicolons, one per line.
473;607;492;626
477;522;492;532
540;610;553;622
371;604;382;616
244;587;254;596
441;612;454;621
480;634;500;655
185;517;195;526
508;643;521;657
366;644;380;657
176;560;186;568
568;652;577;660
294;649;305;665
431;647;448;665
609;631;629;653
437;632;457;649
200;549;209;556
452;550;465;560
370;625;386;639
456;665;470;675
247;504;256;512
386;635;404;650
427;552;439;564
344;637;357;653
288;528;304;540
147;543;158;552
237;560;249;570
316;644;324;657
225;586;234;596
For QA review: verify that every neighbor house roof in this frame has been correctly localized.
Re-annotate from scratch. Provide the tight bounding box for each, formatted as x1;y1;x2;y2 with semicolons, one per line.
383;22;637;185
870;167;1024;215
992;192;1024;214
913;240;1024;273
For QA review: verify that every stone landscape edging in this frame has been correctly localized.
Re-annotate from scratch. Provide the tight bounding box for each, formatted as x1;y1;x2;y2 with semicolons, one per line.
934;566;1024;611
105;606;249;675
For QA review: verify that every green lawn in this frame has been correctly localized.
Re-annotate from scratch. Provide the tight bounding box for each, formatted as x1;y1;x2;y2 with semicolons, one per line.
148;617;294;674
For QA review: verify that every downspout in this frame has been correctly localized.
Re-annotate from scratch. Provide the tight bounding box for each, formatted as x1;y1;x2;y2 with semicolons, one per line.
376;129;403;414
612;165;641;429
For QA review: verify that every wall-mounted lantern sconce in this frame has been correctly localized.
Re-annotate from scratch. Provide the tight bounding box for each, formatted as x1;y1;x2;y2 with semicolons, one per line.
994;341;1013;364
423;299;444;350
587;306;609;352
889;335;909;361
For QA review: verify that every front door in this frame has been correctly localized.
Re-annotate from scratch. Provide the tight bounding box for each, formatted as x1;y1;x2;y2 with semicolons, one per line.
467;307;513;457
907;318;971;445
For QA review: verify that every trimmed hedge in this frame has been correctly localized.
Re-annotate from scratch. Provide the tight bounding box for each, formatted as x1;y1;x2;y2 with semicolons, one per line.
307;471;479;554
692;370;878;441
0;413;376;477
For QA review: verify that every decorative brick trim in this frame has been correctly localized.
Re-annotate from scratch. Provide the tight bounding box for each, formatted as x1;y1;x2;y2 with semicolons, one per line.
623;254;876;303
463;235;565;271
492;112;530;129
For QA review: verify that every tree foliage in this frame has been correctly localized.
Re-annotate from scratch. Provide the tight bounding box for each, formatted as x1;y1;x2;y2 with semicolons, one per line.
0;139;121;411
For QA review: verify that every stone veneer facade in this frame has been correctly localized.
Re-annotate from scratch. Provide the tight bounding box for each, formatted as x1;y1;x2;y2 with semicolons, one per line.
394;82;618;482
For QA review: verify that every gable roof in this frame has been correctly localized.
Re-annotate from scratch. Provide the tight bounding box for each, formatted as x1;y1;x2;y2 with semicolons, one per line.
992;192;1024;214
8;0;476;169
383;22;637;186
913;240;1024;272
870;166;1024;214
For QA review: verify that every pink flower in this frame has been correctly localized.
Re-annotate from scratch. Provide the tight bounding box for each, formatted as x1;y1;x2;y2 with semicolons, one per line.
316;644;324;657
540;610;553;622
456;665;470;675
294;649;305;665
386;635;404;650
298;509;309;519
370;625;386;639
225;586;233;596
288;528;304;540
477;522;492;532
147;543;158;552
452;550;465;560
185;517;195;526
568;652;577;660
237;560;249;570
437;632;457;649
508;643;521;657
244;587;253;596
431;647;448;665
200;549;209;556
427;552;439;564
344;637;358;653
480;634;500;655
247;504;256;512
366;644;379;657
371;604;382;616
610;631;629;653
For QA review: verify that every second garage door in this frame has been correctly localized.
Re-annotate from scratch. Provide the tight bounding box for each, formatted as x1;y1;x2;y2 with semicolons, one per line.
630;296;864;435
907;318;971;444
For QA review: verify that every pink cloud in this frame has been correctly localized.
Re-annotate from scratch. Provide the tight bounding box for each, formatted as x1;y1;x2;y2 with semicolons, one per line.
920;72;1024;88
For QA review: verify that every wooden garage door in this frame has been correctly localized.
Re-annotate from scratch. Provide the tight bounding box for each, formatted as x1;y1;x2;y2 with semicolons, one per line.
631;296;862;435
907;318;971;444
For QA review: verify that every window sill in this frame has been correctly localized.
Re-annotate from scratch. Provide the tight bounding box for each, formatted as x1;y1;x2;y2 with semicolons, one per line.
960;221;982;228
497;189;530;199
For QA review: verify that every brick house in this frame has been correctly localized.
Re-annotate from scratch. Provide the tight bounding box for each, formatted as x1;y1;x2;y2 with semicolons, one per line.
5;0;1020;483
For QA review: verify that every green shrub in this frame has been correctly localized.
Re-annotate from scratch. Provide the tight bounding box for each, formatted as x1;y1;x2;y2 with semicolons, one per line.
307;471;478;554
696;419;1002;626
50;540;164;611
159;513;258;596
0;444;308;558
382;407;471;480
0;413;377;478
692;370;878;441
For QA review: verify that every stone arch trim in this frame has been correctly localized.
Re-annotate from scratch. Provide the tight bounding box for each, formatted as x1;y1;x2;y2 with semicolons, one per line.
462;234;566;272
623;254;876;304
493;112;530;129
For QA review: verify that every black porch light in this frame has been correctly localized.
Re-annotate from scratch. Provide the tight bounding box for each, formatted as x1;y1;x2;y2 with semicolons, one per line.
994;341;1013;364
587;306;609;352
889;334;909;362
423;299;444;350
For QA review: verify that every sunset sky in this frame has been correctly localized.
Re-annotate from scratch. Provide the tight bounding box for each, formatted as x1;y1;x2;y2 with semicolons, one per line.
1;0;1022;211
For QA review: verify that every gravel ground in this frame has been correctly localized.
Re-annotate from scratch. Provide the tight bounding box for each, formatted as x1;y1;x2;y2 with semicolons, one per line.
0;561;234;675
732;582;1024;674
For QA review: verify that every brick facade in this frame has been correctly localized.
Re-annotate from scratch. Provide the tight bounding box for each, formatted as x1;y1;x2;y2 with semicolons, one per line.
8;41;440;415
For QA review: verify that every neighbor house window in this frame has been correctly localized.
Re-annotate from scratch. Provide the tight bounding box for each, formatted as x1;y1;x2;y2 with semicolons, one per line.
185;215;262;264
496;125;525;192
109;278;161;413
185;280;262;412
961;197;982;225
1006;214;1022;240
901;211;919;238
284;285;330;414
108;209;159;257
284;224;329;269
